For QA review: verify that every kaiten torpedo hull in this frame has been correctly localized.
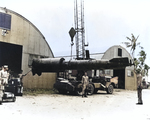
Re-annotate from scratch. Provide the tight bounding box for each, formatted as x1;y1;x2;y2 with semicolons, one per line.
31;57;132;95
31;57;132;76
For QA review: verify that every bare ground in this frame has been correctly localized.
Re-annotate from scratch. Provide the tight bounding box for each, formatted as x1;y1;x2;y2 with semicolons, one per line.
0;89;150;120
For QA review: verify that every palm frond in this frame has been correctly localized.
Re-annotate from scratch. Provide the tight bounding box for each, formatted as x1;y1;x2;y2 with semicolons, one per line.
139;46;144;49
136;35;139;40
126;37;132;41
131;34;136;41
137;42;140;46
122;42;130;45
127;45;132;48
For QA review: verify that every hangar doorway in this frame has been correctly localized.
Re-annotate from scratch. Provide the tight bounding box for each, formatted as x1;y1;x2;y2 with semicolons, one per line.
0;42;22;74
114;69;125;89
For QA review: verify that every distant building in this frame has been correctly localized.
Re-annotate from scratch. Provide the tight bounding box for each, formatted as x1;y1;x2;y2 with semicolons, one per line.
0;7;56;89
101;45;136;90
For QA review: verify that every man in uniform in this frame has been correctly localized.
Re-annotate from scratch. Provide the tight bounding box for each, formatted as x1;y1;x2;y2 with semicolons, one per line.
136;74;143;105
0;65;9;104
0;65;9;92
81;72;89;98
1;65;9;85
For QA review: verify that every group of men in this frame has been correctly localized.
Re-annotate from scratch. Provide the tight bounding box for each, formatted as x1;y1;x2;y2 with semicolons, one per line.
0;66;144;104
0;65;9;104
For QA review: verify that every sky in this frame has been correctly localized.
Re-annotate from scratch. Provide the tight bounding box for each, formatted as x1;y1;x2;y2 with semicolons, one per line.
1;0;150;78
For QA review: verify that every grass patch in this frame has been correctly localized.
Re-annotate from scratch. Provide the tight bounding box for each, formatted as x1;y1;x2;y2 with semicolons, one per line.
23;88;58;96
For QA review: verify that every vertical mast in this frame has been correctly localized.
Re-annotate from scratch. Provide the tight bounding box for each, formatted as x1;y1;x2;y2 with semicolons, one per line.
74;0;86;59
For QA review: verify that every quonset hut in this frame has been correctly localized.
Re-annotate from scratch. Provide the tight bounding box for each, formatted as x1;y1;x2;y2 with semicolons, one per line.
0;7;56;89
101;45;136;90
91;45;136;90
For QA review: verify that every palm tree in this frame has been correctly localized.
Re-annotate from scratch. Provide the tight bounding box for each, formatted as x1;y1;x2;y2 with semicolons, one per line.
123;33;141;58
123;34;149;76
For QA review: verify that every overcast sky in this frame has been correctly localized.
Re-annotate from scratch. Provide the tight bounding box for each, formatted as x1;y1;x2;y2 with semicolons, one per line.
1;0;150;77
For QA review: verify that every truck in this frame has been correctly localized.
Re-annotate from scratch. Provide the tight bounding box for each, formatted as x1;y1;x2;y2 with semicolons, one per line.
54;75;118;95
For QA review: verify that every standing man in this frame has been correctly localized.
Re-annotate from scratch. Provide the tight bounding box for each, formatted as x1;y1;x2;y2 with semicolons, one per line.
1;65;9;86
81;72;89;98
0;65;9;105
136;74;143;105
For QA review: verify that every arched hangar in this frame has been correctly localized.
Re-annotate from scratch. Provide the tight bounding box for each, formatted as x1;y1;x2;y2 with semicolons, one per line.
0;7;56;89
101;45;136;90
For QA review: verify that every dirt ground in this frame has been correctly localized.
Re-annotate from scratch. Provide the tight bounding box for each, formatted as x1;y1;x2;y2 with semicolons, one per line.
0;89;150;120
